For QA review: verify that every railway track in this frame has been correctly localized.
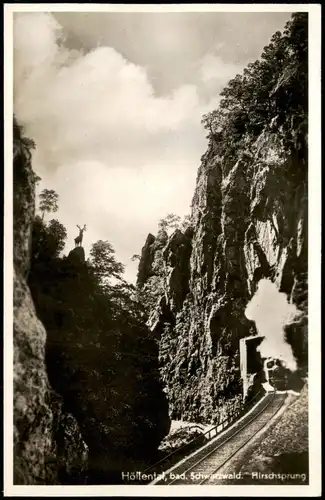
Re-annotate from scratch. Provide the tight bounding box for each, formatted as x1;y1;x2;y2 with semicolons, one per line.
152;392;287;485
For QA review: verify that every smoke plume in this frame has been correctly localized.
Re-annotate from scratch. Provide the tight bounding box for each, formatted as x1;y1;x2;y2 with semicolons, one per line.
245;279;303;372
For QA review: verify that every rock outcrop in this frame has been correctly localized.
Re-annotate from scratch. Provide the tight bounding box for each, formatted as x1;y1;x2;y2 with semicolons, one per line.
13;118;88;484
68;246;86;264
137;15;308;425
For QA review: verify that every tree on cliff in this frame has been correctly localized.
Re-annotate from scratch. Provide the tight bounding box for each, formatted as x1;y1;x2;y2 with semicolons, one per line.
158;213;193;234
30;189;67;263
158;213;182;232
88;240;125;285
87;240;145;321
39;189;59;220
31;216;68;262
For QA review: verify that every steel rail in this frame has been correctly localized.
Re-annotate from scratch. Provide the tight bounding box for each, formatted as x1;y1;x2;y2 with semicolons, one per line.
198;392;286;485
164;391;284;485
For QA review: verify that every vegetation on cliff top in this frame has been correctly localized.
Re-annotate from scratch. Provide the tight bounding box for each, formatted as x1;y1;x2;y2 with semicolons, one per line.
202;13;307;161
136;13;308;321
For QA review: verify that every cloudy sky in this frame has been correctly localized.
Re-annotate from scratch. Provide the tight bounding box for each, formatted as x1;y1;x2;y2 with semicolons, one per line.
13;9;292;282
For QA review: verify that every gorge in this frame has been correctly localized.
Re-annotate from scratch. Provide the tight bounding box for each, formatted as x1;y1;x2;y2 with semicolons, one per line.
12;13;308;485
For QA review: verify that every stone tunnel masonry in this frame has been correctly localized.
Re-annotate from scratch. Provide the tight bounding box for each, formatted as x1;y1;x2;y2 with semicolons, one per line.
240;335;266;398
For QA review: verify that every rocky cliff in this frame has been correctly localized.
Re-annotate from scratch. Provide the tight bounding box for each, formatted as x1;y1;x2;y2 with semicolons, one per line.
13;118;88;484
137;14;308;425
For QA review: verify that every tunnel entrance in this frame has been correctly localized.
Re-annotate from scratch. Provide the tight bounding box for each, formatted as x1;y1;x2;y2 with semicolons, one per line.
240;336;301;397
240;335;278;398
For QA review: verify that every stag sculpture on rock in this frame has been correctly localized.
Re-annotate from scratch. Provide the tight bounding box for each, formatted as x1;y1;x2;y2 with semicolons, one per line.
75;224;86;247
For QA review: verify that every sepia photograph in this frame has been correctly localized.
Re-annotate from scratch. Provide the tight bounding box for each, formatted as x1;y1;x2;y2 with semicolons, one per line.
4;3;321;496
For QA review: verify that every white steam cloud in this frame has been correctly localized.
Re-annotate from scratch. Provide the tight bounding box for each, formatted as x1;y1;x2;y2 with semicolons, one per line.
245;279;303;372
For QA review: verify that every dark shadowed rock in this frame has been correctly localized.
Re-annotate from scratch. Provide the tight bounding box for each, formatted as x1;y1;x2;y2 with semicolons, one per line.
13;118;88;484
42;257;171;481
68;246;86;264
136;233;156;287
162;229;192;312
13;120;35;278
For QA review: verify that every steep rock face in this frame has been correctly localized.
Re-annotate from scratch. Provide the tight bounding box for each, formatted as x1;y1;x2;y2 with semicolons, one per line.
138;30;308;424
244;136;308;369
137;233;156;287
162;228;193;312
148;154;254;424
141;139;307;425
13;119;88;484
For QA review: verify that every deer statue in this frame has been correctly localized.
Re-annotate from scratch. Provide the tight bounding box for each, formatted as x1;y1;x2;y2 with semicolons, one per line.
74;224;86;247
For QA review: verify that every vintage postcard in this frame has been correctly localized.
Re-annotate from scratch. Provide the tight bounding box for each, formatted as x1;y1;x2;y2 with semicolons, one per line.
3;3;321;497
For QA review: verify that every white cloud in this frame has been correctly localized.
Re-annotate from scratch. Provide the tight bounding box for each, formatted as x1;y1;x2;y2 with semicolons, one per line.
14;12;209;281
53;12;292;95
199;53;240;84
14;13;204;168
